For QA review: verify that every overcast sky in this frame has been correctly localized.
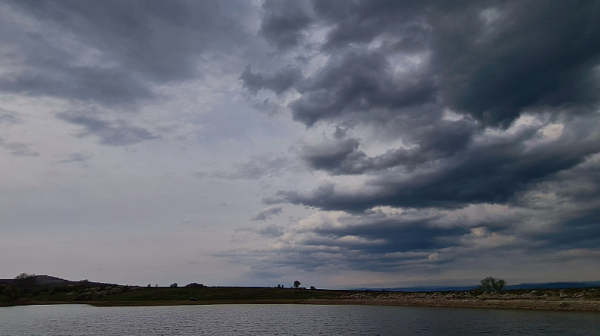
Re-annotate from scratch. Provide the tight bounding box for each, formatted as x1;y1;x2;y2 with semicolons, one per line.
1;0;600;288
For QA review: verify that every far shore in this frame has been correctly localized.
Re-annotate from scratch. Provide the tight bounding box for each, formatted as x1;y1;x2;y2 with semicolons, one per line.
3;296;600;313
3;280;600;313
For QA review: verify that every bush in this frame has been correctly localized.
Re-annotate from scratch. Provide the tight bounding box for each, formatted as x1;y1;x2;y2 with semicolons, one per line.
3;286;21;301
170;283;178;288
479;277;506;292
14;273;37;289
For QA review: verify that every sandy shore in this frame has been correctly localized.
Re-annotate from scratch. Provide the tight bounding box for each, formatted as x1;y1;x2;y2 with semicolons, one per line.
77;296;600;312
4;292;600;312
303;292;600;312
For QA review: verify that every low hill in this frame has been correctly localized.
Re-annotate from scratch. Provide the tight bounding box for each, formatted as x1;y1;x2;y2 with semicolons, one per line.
0;275;113;287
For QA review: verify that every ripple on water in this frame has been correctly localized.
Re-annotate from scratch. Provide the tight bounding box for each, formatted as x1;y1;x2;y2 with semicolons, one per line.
1;304;599;336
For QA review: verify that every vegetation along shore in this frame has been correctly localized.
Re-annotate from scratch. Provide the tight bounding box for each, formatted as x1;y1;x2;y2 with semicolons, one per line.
1;274;599;312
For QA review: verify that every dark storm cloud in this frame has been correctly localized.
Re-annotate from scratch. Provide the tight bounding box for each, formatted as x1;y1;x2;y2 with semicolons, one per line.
56;113;158;146
289;51;437;126
281;122;600;211
260;0;313;50
251;0;600;127
310;220;468;254
300;137;362;172
536;210;600;250
433;1;600;126
245;155;600;275
240;66;301;95
233;1;600;279
300;118;478;175
3;0;253;104
247;0;600;214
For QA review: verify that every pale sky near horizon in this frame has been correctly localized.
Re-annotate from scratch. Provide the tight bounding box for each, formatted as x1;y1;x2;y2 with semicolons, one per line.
1;0;600;289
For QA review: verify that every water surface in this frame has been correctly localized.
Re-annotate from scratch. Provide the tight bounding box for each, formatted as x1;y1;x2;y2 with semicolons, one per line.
1;304;599;335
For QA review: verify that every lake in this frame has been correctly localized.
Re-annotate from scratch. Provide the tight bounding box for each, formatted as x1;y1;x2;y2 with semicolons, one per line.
1;304;599;335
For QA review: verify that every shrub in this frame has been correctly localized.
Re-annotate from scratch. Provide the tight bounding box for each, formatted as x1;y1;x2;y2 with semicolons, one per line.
479;277;506;292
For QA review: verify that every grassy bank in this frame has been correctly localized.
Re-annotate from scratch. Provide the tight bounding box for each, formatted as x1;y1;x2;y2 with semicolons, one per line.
2;285;600;312
0;286;349;307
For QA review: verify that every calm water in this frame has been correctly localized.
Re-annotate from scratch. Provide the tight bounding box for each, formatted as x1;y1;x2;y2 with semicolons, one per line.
1;304;599;336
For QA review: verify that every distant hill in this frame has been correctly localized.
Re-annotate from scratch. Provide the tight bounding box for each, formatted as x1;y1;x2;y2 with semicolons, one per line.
0;275;113;287
352;281;600;292
505;281;600;290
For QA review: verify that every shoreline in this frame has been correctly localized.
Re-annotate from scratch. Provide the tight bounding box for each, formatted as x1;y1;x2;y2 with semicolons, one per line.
3;297;600;313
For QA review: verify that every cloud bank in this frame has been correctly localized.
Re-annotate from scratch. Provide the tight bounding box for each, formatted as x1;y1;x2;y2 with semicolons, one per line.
2;0;599;288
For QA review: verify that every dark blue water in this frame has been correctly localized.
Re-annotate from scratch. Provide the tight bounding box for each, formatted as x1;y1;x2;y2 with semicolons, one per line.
1;304;599;335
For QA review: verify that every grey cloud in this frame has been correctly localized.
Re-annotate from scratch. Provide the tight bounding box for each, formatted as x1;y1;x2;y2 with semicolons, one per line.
244;156;600;276
299;118;478;176
251;206;283;221
535;211;600;251
300;138;363;172
256;225;286;238
310;220;468;254
0;65;153;105
433;1;600;126
240;65;301;95
260;0;313;49
59;152;93;164
229;186;600;274
210;154;293;180
289;51;436;126
0;111;20;125
56;112;159;146
314;0;429;50
3;0;254;104
249;0;600;127
281;119;600;211
0;138;40;157
233;1;600;280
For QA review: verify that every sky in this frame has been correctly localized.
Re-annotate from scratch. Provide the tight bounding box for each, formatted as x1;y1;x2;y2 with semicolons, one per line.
1;0;600;289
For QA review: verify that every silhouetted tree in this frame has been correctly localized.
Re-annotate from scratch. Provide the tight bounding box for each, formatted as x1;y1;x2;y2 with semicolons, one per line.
480;277;506;292
494;279;506;291
293;280;301;288
14;273;36;289
170;283;178;288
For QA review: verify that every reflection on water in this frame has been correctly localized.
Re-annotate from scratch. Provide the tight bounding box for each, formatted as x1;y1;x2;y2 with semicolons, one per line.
1;304;599;336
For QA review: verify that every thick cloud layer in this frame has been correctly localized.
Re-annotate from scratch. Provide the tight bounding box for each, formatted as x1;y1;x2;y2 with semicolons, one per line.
249;0;600;126
2;0;600;287
235;0;600;284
